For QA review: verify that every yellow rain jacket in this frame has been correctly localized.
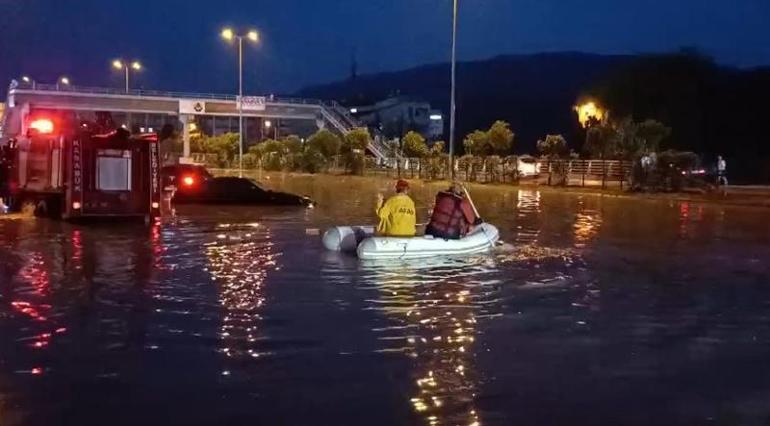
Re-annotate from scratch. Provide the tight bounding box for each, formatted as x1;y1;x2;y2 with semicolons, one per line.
376;193;417;237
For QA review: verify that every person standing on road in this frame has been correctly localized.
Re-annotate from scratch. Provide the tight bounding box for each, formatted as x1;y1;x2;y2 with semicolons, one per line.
717;155;728;190
375;179;417;237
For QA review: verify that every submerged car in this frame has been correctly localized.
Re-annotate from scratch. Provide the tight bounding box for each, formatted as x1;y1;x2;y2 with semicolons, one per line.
161;165;313;207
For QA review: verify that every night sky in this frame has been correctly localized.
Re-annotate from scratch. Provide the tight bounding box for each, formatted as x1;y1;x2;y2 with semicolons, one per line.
1;0;768;96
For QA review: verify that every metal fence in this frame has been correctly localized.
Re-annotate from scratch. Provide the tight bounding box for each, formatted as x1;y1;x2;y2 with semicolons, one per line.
197;153;633;188
373;157;632;187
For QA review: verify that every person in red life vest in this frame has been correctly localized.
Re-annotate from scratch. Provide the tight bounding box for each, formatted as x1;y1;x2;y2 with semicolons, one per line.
425;182;480;240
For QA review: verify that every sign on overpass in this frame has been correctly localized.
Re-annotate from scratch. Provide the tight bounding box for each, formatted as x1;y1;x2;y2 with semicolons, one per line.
238;96;266;111
179;99;208;114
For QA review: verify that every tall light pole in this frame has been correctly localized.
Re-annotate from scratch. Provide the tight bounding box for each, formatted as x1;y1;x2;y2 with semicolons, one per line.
449;0;459;180
222;27;259;178
21;75;36;89
57;76;70;90
113;59;142;93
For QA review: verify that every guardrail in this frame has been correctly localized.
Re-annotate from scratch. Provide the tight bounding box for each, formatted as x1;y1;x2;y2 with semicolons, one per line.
8;82;326;106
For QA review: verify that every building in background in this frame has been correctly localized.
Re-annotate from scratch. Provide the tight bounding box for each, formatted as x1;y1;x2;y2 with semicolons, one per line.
350;96;444;141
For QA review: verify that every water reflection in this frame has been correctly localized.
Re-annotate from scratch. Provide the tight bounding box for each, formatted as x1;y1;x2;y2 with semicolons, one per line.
205;222;276;364
0;220;163;379
514;190;541;244
361;258;500;425
573;199;602;248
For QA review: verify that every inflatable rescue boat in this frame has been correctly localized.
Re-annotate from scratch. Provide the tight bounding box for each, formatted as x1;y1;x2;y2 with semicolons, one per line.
322;223;500;260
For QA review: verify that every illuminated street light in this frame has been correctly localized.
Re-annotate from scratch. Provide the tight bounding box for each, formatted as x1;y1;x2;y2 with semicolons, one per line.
113;58;143;93
20;75;36;89
221;27;261;177
56;76;71;90
575;101;605;128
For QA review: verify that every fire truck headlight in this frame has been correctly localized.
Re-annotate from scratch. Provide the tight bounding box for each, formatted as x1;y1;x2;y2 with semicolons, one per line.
152;202;160;210
72;202;82;210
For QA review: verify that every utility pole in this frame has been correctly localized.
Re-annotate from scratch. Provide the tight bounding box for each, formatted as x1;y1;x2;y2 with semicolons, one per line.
449;0;459;180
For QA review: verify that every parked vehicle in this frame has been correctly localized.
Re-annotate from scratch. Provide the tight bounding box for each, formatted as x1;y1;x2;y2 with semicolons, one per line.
161;165;313;207
516;155;540;178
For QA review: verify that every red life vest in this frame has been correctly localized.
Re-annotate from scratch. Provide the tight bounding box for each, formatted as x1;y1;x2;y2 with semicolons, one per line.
428;191;466;238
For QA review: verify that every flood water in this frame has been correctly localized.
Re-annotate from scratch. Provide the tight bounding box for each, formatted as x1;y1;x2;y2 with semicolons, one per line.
2;173;770;425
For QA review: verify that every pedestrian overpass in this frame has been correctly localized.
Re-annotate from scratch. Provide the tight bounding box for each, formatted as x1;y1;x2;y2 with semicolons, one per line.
1;82;391;160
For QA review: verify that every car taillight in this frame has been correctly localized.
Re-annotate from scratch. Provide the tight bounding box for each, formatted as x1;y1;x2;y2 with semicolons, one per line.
182;176;195;186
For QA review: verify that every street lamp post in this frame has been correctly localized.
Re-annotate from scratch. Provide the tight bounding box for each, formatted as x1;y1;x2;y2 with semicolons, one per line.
57;76;70;90
113;60;142;93
21;75;36;89
222;28;259;178
449;0;458;180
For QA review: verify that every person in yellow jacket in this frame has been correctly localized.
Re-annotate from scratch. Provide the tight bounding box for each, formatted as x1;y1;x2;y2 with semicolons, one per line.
375;179;417;237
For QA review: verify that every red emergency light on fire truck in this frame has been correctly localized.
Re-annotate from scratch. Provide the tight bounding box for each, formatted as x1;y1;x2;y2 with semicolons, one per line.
10;110;161;221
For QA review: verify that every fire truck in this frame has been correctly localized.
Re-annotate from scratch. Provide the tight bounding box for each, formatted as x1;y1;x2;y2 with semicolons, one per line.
6;110;161;221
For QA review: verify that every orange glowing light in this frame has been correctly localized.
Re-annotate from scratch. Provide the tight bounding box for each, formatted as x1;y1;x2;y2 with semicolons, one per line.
183;176;195;186
29;118;54;134
574;101;605;128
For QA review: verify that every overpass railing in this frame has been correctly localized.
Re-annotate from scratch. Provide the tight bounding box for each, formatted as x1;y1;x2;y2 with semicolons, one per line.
8;82;326;106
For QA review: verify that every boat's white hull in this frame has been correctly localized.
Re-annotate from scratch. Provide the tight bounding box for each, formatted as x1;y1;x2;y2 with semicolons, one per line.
322;223;499;260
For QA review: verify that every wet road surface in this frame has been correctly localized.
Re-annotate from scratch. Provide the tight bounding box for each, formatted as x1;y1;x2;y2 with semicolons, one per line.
1;174;770;425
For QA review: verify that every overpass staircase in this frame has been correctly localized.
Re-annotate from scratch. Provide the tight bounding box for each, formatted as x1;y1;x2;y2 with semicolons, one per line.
318;101;392;161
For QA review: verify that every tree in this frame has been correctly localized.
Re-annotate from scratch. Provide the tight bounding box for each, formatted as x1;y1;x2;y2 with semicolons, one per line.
583;122;622;188
487;120;514;155
194;133;239;167
463;130;489;156
537;135;569;185
537;134;568;158
282;135;303;154
343;128;370;152
256;139;284;171
342;128;370;175
301;147;327;174
307;129;342;159
636;119;671;153
584;123;619;160
430;141;446;156
402;131;429;158
612;118;670;189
